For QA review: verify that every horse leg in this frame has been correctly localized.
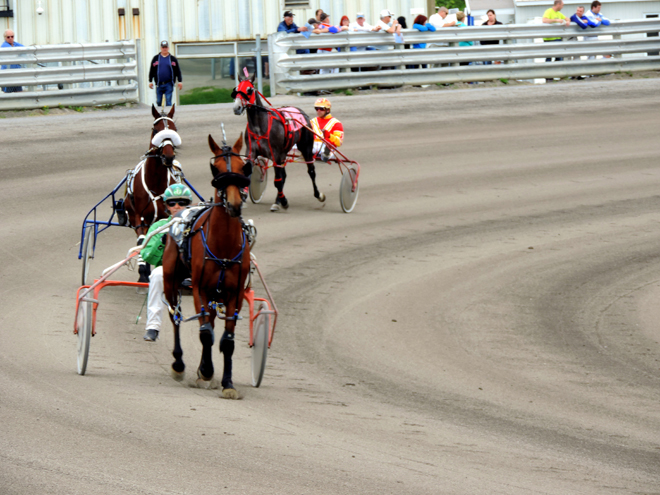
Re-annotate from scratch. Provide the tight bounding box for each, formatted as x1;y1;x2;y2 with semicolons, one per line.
271;166;289;212
195;288;216;384
220;315;238;399
167;290;185;381
306;162;326;203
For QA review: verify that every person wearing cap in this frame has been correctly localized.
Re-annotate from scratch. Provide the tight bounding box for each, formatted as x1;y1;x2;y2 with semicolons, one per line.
148;41;183;107
278;11;310;54
374;10;402;35
310;98;344;162
277;11;308;34
349;12;375;32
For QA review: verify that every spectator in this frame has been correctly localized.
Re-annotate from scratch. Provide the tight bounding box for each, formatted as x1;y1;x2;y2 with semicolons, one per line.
350;12;374;32
413;15;436;49
338;15;351;31
542;0;570;65
456;12;473;66
430;7;456;28
315;9;324;23
148;41;183;107
570;5;590;29
584;1;611;58
278;10;311;54
2;30;25;93
374;10;402;36
318;13;340;75
480;9;503;64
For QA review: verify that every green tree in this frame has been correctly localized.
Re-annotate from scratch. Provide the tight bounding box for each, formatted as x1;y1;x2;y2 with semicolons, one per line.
436;0;466;11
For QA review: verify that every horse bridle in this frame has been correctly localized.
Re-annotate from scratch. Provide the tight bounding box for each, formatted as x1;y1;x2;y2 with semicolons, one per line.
146;115;178;164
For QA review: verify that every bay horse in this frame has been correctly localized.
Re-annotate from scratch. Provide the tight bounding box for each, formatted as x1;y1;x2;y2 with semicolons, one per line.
123;104;182;282
232;73;325;212
161;133;251;399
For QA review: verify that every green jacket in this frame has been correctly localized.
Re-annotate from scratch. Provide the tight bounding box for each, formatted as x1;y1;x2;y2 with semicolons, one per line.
140;218;170;267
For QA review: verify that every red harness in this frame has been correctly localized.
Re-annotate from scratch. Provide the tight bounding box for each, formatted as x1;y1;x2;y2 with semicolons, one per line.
234;81;303;165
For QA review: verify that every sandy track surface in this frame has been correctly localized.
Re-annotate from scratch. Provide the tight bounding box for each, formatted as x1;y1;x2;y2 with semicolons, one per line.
2;79;660;494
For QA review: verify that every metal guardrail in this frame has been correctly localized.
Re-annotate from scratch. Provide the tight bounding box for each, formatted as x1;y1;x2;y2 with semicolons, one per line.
268;19;660;94
0;41;138;110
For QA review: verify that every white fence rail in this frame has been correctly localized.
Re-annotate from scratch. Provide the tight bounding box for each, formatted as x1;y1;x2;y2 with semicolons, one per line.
268;19;660;94
0;41;138;110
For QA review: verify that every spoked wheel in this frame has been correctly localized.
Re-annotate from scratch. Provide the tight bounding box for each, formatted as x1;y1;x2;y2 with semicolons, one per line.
76;300;92;375
249;163;268;204
251;301;270;387
81;226;94;286
339;165;359;213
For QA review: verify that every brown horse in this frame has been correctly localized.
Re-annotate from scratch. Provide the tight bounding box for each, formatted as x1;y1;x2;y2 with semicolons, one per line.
124;104;181;282
162;133;251;399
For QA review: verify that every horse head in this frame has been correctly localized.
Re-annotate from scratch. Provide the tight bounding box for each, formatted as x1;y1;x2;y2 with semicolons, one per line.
150;104;180;167
208;133;250;218
231;72;257;115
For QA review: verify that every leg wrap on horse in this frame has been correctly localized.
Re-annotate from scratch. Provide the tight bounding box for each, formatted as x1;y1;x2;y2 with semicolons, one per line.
199;322;215;346
220;331;235;388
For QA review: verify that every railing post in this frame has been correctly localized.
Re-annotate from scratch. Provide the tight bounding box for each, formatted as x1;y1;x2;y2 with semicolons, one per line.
136;39;144;104
613;34;622;58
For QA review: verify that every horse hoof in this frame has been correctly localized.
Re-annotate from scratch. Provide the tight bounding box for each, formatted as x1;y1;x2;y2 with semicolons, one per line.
171;368;185;382
196;378;212;389
222;388;239;400
318;192;326;203
270;203;280;212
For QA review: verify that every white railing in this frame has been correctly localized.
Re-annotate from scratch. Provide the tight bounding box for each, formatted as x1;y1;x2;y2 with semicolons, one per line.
0;41;138;110
268;19;660;94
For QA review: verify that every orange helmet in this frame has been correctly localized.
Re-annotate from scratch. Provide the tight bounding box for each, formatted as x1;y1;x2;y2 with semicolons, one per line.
314;97;331;110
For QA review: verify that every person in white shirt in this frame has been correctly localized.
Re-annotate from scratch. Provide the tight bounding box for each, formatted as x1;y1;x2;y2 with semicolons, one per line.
429;6;456;28
374;9;402;35
349;12;374;32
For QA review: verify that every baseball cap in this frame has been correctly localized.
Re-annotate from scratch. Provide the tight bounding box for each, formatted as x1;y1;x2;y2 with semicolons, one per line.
160;40;169;47
283;10;294;17
356;12;365;18
380;9;393;18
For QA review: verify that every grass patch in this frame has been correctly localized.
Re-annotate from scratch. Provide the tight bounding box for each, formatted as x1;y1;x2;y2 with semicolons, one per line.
333;89;354;96
42;106;50;115
68;106;84;112
181;85;271;105
499;78;509;84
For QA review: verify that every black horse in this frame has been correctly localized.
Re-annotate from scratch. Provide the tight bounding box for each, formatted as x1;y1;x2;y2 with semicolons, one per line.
232;74;325;212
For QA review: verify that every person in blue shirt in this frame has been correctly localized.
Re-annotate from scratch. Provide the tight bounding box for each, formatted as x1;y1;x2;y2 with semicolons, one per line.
412;14;436;49
2;30;25;93
278;11;310;54
570;6;590;29
148;41;183;107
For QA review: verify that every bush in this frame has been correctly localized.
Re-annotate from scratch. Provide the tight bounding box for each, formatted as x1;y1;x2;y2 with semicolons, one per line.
180;85;271;105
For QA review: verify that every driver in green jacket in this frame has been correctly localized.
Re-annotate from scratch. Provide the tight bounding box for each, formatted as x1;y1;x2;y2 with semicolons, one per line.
141;184;192;342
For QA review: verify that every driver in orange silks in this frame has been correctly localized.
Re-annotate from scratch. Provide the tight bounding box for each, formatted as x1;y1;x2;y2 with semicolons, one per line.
310;98;344;162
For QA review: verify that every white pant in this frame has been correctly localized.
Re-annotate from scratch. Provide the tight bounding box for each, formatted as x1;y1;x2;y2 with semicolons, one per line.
146;265;168;331
313;141;335;160
318;50;339;75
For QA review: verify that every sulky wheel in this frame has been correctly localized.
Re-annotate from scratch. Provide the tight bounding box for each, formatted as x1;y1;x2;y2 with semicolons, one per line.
81;226;94;286
76;300;92;375
251;301;270;387
339;166;359;213
249;164;268;204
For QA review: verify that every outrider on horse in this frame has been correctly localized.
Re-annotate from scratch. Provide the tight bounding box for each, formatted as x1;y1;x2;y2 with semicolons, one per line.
232;72;326;212
122;104;183;282
161;133;251;399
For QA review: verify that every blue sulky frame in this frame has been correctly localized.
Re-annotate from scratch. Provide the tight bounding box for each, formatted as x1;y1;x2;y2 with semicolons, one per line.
78;176;206;261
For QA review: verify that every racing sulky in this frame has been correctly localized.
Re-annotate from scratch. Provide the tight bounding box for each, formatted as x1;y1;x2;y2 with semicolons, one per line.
162;133;251;399
232;71;326;211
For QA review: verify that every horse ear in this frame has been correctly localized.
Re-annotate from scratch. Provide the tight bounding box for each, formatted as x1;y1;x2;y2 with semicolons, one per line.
167;104;175;119
233;133;243;154
151;104;159;120
208;134;221;155
250;72;256;84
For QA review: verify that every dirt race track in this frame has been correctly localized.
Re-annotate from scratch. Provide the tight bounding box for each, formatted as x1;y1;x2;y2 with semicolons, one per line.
1;79;660;494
